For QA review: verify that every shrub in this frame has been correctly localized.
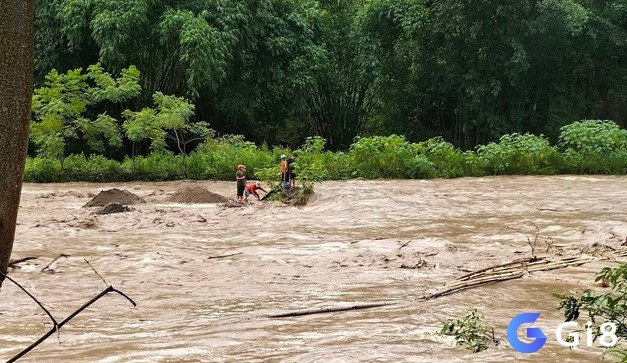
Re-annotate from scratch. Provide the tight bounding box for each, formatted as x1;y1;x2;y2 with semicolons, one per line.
477;133;560;175
349;135;415;179
195;135;275;180
24;157;63;182
441;307;497;353
412;137;470;178
63;154;126;182
22;119;627;182
131;152;182;180
558;120;627;174
554;263;627;361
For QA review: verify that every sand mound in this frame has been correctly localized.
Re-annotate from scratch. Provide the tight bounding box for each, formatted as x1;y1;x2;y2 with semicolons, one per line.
83;188;145;207
166;186;228;203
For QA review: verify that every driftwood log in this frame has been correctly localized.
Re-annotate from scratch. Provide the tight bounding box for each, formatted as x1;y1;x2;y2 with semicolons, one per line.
7;256;38;268
267;252;620;319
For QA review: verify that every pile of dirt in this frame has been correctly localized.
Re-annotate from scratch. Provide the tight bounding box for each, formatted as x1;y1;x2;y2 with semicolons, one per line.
83;188;145;207
166;186;228;203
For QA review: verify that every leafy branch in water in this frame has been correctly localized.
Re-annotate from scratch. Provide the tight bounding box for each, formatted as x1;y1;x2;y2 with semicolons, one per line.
554;263;627;361
440;307;499;353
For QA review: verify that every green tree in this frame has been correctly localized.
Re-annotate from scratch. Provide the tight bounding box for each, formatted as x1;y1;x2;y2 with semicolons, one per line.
43;0;326;146
30;64;141;168
123;92;212;176
205;0;329;146
359;0;625;148
56;0;236;98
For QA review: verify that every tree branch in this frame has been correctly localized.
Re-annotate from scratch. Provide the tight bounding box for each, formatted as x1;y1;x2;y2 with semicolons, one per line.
7;285;136;363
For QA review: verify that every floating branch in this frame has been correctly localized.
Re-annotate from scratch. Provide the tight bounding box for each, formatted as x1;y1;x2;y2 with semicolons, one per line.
506;221;541;257
268;252;620;319
40;254;70;273
85;258;107;286
7;285;136;363
207;252;243;260
8;257;38;268
0;271;58;328
268;302;392;318
2;260;136;362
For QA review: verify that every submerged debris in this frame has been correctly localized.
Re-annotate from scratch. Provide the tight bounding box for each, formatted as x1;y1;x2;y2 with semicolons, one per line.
264;186;313;206
93;203;132;215
221;200;247;208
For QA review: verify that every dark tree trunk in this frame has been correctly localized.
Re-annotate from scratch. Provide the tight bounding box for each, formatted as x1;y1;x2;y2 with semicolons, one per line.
0;1;34;287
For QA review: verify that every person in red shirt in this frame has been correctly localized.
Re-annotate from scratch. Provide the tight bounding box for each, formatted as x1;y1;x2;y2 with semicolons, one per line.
245;181;268;201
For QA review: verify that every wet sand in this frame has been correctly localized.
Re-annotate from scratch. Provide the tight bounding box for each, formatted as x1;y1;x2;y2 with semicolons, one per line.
1;176;626;362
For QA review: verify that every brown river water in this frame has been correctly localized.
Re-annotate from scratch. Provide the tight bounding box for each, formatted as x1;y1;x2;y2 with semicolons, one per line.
1;176;627;362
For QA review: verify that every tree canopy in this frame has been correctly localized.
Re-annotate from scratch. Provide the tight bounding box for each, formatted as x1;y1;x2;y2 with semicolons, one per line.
32;0;627;153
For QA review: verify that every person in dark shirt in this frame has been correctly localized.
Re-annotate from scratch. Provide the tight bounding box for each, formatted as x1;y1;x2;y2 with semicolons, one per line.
286;153;297;187
235;164;247;202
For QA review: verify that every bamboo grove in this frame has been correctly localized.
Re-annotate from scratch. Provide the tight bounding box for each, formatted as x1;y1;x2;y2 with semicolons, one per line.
31;0;627;158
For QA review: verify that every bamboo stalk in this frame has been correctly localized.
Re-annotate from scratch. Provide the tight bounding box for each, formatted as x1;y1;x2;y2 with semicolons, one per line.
268;252;624;319
443;270;524;290
422;273;525;301
457;258;547;281
268;302;392;318
456;258;539;280
207;252;243;260
455;256;589;283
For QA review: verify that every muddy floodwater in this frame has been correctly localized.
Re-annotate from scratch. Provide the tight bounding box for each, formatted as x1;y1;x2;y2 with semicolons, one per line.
2;176;627;362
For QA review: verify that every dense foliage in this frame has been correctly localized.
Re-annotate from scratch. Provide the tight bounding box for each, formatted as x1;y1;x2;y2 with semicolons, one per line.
555;263;627;361
440;307;497;353
32;0;627;153
23;119;627;182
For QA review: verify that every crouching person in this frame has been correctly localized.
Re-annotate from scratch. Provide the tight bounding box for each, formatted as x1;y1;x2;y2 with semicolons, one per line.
245;181;267;201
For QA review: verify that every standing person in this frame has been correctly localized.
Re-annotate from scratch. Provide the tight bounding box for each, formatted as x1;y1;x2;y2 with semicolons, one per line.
287;153;298;188
245;181;268;201
279;154;289;188
235;164;247;202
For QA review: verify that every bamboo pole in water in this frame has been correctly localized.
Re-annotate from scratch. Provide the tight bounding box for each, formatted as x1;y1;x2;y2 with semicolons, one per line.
268;252;618;318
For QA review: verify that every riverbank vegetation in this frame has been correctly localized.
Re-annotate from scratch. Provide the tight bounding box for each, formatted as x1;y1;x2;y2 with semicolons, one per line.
26;0;627;183
24;119;627;183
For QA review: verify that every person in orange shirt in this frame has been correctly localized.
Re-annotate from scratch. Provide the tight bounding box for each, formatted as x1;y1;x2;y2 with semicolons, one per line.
279;154;290;188
245;181;268;201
